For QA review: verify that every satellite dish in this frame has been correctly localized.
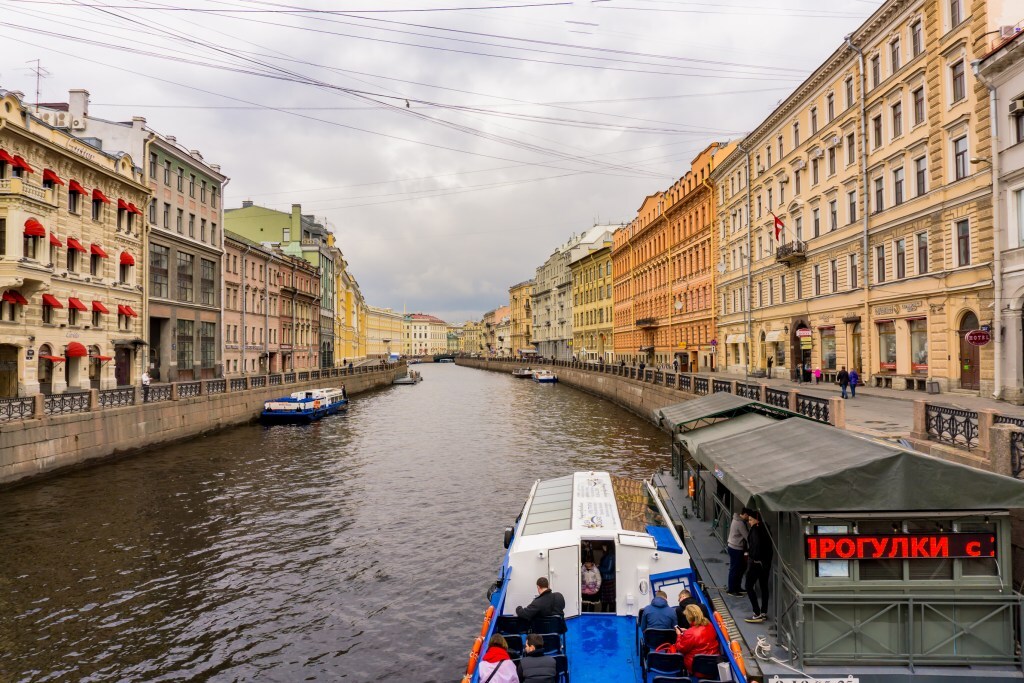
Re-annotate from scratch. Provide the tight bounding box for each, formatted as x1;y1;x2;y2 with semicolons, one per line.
674;301;683;311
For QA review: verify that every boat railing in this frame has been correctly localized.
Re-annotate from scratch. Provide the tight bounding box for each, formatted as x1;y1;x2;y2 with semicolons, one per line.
468;565;514;683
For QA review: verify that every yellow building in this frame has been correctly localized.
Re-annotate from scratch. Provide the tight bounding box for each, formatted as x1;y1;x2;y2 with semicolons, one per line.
509;280;535;358
714;0;1006;394
460;320;483;354
366;305;403;358
569;225;616;361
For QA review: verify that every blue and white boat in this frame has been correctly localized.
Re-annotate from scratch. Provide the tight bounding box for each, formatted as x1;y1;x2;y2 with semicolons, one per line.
260;387;348;425
532;369;558;384
464;472;747;683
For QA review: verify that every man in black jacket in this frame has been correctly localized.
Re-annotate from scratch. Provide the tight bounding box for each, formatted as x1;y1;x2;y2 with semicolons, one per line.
744;511;773;623
516;577;565;622
675;588;710;628
516;634;557;683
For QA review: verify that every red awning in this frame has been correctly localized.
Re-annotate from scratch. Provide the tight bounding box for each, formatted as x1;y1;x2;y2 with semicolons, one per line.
68;298;88;312
125;305;138;317
0;150;14;164
42;169;65;186
68;179;86;194
39;355;66;363
117;198;130;211
24;218;45;237
49;233;62;247
119;251;135;266
42;294;63;308
12;156;34;173
66;237;86;253
92;301;109;313
128;203;143;216
90;244;108;258
90;355;113;362
65;342;88;358
2;290;27;305
117;304;138;318
92;188;111;204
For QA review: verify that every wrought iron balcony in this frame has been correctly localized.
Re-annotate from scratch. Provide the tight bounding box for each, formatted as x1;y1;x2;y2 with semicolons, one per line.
776;240;807;265
635;317;657;328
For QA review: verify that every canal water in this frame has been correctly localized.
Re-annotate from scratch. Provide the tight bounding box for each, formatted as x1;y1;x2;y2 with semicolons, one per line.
0;364;668;682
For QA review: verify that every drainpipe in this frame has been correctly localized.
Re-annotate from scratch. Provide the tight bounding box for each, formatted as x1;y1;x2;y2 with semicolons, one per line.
240;244;252;374
974;61;1002;400
734;140;754;378
263;251;270;374
846;34;871;378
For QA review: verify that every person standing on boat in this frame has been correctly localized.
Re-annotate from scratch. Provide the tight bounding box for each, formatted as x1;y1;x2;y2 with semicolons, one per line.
580;558;601;612
515;577;565;621
744;511;773;624
598;543;616;612
639;590;677;632
726;509;751;597
477;634;518;683
516;634;557;683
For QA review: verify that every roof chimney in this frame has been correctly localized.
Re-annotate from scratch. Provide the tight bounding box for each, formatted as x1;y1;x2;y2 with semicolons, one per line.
68;89;89;129
131;115;146;130
242;200;253;208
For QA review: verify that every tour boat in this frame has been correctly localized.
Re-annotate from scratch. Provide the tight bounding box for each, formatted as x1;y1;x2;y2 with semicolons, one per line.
438;358;455;363
512;367;534;379
463;472;746;683
260;387;349;425
392;370;423;385
532;369;558;384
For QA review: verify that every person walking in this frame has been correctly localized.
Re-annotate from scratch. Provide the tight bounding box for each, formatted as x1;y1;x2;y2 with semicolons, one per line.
813;367;822;384
726;509;750;596
766;355;773;377
141;370;151;403
744;511;773;624
837;366;850;399
849;368;860;398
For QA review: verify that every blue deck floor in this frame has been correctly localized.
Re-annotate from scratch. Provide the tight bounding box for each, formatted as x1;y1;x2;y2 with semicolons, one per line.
565;614;641;683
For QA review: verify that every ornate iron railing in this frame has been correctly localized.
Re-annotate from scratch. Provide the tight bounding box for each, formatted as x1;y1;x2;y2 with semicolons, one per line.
1012;432;1024;479
284;372;296;383
679;374;691;392
206;379;227;394
712;379;732;394
178;381;201;398
0;396;34;421
147;384;172;403
925;404;979;450
229;378;247;392
765;387;789;409
269;374;283;386
42;392;89;415
250;375;266;388
298;371;310;381
654;371;663;384
796;394;830;424
694;376;709;396
98;387;135;408
311;370;320;380
995;414;1024;429
736;382;760;400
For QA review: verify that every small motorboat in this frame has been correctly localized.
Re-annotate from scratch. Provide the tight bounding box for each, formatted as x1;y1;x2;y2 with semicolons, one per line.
532;369;558;383
393;370;423;385
260;387;348;425
512;367;535;378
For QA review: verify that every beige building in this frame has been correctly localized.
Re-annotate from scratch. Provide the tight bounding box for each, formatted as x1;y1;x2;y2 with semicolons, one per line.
495;315;512;357
714;0;1012;394
569;224;616;361
366;305;403;358
403;313;448;355
509;279;535;358
0;89;147;396
460;320;483;354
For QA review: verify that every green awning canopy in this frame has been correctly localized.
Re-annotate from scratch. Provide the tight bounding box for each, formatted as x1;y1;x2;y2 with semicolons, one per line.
653;393;760;432
688;418;1024;512
676;412;776;453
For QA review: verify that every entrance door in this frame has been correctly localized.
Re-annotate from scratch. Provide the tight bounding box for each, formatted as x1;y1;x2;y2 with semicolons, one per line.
959;312;980;390
548;545;580;618
115;346;132;386
0;345;17;397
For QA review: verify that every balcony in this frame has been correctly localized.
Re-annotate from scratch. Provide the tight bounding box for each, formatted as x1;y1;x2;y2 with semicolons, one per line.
775;240;807;265
635;317;657;328
0;177;52;205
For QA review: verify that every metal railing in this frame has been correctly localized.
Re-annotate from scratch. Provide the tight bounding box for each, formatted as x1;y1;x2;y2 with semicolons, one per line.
679;374;691;392
1012;432;1024;479
765;387;789;409
42;392;89;415
98;387;135;408
311;370;320;380
796;394;830;424
712;379;732;394
178;381;201;398
0;396;34;421
925;404;979;450
736;382;760;400
269;374;282;386
206;379;227;394
250;375;266;388
147;384;172;403
284;372;296;383
229;378;247;392
694;376;709;396
298;371;310;381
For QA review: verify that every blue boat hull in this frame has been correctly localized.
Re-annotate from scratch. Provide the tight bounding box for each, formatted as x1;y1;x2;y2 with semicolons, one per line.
260;399;348;425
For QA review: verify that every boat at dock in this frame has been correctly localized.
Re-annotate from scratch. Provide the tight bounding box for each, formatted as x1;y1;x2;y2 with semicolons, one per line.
393;370;423;385
463;471;745;683
260;387;348;425
532;369;558;383
512;367;534;378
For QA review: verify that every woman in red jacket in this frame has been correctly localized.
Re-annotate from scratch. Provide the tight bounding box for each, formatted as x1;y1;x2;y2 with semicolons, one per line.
673;604;720;677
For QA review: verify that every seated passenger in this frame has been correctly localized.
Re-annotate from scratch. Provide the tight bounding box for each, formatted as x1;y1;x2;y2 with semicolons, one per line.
581;558;601;611
516;577;566;622
478;634;519;683
673;605;721;677
516;633;557;683
675;589;710;628
639;590;677;632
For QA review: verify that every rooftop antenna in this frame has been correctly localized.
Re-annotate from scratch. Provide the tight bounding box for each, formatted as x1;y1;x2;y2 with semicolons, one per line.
24;60;50;112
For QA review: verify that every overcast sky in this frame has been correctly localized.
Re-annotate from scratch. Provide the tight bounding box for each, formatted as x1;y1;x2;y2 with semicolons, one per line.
1;0;881;323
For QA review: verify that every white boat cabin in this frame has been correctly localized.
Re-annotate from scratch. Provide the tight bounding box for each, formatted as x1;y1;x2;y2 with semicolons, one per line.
502;472;692;619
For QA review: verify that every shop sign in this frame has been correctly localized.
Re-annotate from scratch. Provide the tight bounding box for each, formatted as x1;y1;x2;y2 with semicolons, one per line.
800;339;813;350
795;328;813;338
25;349;34;360
805;533;996;560
965;329;992;347
769;678;858;683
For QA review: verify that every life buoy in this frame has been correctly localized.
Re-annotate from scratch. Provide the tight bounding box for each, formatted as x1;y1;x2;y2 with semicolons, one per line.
688;476;695;498
730;639;747;678
479;605;495;637
467;636;484;676
713;610;728;636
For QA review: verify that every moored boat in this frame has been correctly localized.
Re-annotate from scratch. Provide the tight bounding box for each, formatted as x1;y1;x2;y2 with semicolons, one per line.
532;369;557;383
463;472;746;683
393;370;423;385
512;367;534;378
260;387;349;424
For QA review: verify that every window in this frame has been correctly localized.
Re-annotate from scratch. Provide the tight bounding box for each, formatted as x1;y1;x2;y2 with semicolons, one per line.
189;173;196;198
850;253;859;288
846;133;855;165
848;190;857;223
872;115;883;148
781;274;787;303
873;177;884;213
845;78;854;109
796;271;803;299
894;167;905;205
176;208;184;233
911;20;923;56
878;320;897;371
829;200;838;231
892;102;903;137
201;322;216;369
149;152;158;178
42;300;54;324
211;223;217;245
200;218;207;242
895;238;906;278
201;258;216;305
953;135;968;180
163;202;170;229
824;95;834;124
119;258;130;284
951;60;966;103
68;306;78;327
177;167;184;192
810;108;818;134
68;188;80;214
90;252;101;277
795;216;803;241
211;187;218;208
813;208;821;237
188;213;195;238
812;158;819;185
1016;111;1024;143
876;245;886;283
910;319;928;374
915;156;928;196
177;319;194;374
913;87;925;125
890;39;901;72
956;219;970;266
163;160;171;185
149;198;157;223
768;278;775;305
950;0;962;27
150;244;169;298
768;146;773;166
830;259;838;292
66;244;78;272
92;309;101;327
828;147;836;175
813;264;821;295
871;55;881;88
201;180;207;202
767;188;773;211
793;122;800;147
177;252;194;301
0;218;4;256
23;232;38;260
917;232;929;274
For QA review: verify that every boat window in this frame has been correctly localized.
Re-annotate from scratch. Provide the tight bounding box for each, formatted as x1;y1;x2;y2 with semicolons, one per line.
611;476;665;532
522;476;573;535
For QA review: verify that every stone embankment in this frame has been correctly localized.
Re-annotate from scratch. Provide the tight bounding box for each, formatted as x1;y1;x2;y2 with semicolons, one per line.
0;364;400;487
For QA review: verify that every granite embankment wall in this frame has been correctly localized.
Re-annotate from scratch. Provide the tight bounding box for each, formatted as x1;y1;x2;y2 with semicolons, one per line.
0;365;399;487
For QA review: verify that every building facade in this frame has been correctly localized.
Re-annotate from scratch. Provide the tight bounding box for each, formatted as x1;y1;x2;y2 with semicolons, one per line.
0;89;147;395
403;313;449;356
714;0;1006;394
569;225;616;362
36;89;227;382
509;280;535;358
532;238;575;361
366;306;403;358
447;323;463;353
612;192;666;366
495;315;512;357
223;232;281;375
278;251;320;371
460;320;483;354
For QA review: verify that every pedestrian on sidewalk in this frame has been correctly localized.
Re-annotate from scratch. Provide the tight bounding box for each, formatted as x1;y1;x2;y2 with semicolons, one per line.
726;509;751;596
849;368;859;398
837;366;850;399
141;370;151;403
766;356;773;377
813;367;822;384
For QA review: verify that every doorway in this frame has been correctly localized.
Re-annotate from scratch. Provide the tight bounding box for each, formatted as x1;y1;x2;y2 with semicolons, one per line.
115;346;132;386
0;344;17;397
958;311;980;390
548;545;581;617
38;344;54;395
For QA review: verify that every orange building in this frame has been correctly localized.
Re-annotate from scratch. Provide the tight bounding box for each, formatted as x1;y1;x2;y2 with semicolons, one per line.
613;142;737;367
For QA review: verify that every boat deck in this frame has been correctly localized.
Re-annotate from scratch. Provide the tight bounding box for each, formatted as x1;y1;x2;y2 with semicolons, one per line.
565;614;641;683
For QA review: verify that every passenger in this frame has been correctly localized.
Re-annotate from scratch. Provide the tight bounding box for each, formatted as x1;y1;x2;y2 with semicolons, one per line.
516;577;565;621
744;511;773;624
673;605;720;677
516;633;557;683
581;558;601;611
675;589;710;628
477;634;519;683
598;543;616;612
639;590;677;632
726;509;751;597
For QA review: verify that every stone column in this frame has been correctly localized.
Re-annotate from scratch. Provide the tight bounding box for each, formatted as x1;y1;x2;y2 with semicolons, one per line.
911;399;928;441
978;409;997;457
828;396;845;429
171;382;180;401
33;393;45;419
988;424;1020;478
89;388;99;411
787;389;799;413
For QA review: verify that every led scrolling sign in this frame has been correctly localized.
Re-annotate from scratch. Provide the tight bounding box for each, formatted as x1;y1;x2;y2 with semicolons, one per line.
805;533;996;560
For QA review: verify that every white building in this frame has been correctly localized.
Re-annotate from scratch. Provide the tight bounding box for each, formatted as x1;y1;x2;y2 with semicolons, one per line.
403;313;448;356
532;233;584;360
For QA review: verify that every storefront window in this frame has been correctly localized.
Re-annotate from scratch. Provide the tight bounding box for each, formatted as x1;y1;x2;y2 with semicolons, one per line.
910;318;928;375
820;327;836;370
878;320;896;372
850;323;862;372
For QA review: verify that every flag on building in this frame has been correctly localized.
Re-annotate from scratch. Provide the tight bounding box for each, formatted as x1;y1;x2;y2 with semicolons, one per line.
771;212;785;241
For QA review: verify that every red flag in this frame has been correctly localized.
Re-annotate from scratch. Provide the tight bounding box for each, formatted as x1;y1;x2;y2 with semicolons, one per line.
771;212;785;241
